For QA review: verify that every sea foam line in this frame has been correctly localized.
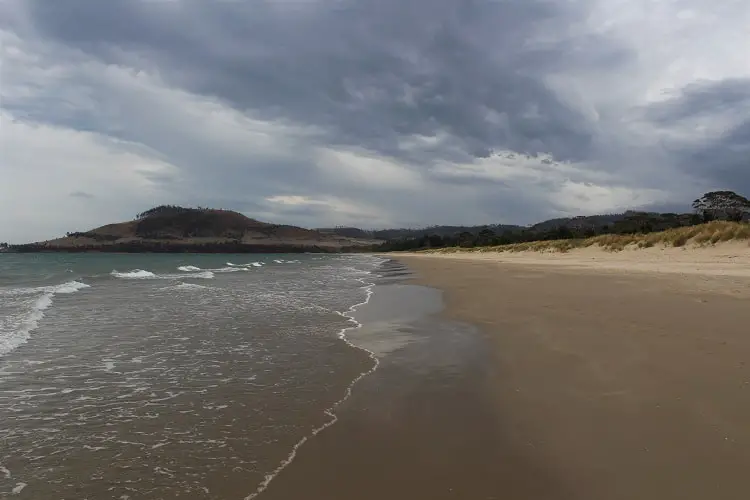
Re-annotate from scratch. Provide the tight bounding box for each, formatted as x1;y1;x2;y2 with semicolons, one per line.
244;273;379;500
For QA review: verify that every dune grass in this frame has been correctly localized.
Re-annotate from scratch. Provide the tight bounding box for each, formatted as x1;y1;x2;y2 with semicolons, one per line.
425;221;750;254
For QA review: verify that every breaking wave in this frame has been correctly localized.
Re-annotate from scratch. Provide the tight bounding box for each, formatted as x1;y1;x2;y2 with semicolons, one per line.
110;270;156;279
111;270;214;280
0;281;90;357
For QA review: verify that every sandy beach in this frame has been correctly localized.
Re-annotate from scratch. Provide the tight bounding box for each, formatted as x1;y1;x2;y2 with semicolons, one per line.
258;244;750;500
392;245;750;499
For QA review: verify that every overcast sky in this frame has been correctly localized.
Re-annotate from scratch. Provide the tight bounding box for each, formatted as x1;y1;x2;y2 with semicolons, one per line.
2;0;748;243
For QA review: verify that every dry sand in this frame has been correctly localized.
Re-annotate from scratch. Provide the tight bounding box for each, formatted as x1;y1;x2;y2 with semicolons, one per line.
392;244;750;499
415;240;750;278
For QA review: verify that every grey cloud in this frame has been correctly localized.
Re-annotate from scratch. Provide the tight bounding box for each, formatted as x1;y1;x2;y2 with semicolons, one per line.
645;79;750;125
642;78;750;195
69;191;94;199
21;0;601;164
3;0;749;240
681;120;750;194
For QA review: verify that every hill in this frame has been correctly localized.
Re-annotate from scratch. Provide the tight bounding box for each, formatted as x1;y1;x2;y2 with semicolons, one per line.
13;206;381;253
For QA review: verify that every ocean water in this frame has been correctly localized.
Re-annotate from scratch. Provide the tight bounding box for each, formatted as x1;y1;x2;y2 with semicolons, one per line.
0;253;386;499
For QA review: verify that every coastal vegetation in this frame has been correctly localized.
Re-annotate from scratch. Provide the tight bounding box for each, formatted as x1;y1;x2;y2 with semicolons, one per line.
375;191;750;253
425;221;750;254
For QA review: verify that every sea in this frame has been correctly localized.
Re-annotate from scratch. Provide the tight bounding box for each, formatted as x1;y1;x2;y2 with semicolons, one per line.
0;252;395;499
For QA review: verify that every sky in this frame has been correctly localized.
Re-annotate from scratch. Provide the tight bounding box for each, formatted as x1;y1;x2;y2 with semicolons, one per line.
1;0;749;243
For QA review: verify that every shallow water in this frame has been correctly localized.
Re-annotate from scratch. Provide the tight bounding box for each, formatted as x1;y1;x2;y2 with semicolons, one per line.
0;253;385;499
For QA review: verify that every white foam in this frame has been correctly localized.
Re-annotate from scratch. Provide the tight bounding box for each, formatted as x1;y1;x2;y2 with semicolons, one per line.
53;281;91;294
244;270;378;500
1;281;90;357
189;271;215;279
177;266;201;272
12;483;27;494
111;270;156;279
212;267;242;273
111;269;214;280
0;464;10;479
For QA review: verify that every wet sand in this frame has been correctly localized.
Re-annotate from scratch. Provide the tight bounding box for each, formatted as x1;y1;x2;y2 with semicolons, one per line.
260;265;572;500
260;255;750;500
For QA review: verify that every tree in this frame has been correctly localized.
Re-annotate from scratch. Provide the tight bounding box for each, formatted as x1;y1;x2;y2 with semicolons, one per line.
457;231;475;248
476;228;496;246
428;234;444;248
692;191;750;222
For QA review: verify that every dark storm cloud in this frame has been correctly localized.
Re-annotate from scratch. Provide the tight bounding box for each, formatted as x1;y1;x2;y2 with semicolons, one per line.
645;79;750;125
681;120;750;193
22;0;601;164
4;0;749;243
643;78;750;194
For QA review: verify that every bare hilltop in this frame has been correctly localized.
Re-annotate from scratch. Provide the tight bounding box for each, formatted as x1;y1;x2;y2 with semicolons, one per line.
12;205;381;253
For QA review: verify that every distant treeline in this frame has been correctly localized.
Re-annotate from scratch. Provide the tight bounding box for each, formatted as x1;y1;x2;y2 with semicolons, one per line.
374;191;750;252
136;205;213;220
318;224;523;241
374;212;710;251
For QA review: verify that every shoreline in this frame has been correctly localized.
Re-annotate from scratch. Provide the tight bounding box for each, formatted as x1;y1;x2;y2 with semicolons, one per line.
245;263;381;499
257;264;523;499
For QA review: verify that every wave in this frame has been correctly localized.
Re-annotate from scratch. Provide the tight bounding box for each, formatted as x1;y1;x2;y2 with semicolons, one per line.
227;262;264;268
213;267;242;273
111;270;214;280
53;281;91;294
186;271;215;279
180;265;242;274
111;270;156;279
1;281;90;357
177;265;202;272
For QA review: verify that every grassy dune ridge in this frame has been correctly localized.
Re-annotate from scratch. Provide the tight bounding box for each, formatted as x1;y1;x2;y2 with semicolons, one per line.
425;221;750;254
